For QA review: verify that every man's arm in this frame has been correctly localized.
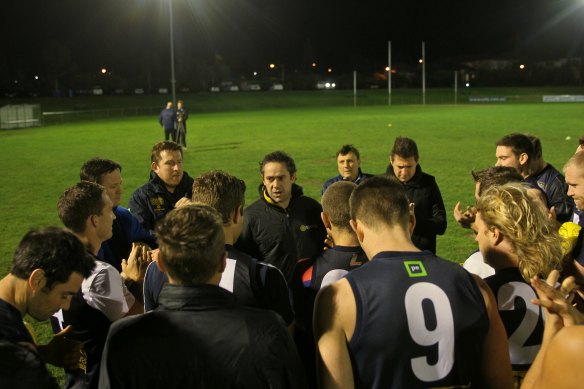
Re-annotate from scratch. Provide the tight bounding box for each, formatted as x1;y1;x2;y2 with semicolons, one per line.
522;270;582;388
257;262;295;326
527;326;584;389
415;178;447;236
314;278;356;389
472;275;514;389
128;190;154;233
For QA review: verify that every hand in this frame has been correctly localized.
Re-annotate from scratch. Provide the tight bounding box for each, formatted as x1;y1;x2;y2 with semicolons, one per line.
323;235;335;251
174;197;191;209
37;325;83;370
121;242;152;283
530;270;584;329
454;202;475;228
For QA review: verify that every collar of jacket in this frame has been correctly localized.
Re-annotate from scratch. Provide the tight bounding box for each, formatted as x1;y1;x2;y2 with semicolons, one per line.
258;183;304;208
149;170;191;195
386;164;423;186
158;283;237;311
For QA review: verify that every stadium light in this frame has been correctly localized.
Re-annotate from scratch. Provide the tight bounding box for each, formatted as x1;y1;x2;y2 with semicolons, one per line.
168;0;177;106
269;63;276;69
519;64;526;70
101;68;107;74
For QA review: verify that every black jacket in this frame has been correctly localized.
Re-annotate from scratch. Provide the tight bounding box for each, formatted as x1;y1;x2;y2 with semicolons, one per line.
526;163;574;223
386;164;447;253
127;171;194;232
235;184;326;282
99;284;306;389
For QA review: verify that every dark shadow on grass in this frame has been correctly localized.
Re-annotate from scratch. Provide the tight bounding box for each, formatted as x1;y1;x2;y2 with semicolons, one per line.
187;142;242;153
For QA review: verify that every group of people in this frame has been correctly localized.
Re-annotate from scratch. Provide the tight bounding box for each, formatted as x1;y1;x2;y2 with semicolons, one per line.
159;100;188;148
1;133;584;388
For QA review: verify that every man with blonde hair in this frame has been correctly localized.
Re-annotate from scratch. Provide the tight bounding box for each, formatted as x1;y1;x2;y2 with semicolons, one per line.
475;183;563;386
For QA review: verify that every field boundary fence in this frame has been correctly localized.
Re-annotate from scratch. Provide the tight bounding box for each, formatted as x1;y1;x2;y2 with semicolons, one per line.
40;106;161;126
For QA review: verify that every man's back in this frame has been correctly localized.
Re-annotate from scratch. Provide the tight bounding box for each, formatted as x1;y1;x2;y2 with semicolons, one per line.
100;284;305;388
346;251;489;388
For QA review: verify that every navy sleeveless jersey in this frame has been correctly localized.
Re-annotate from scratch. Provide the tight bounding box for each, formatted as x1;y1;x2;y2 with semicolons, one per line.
346;251;489;389
485;267;543;371
302;246;369;290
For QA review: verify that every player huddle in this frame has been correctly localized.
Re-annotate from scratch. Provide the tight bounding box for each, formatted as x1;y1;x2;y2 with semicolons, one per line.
1;133;584;389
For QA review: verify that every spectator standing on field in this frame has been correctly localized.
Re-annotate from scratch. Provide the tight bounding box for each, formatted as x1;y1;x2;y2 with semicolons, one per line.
159;101;176;142
386;136;447;254
176;100;188;149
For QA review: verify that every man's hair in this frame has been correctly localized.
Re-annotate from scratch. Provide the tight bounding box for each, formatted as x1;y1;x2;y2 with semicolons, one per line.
390;137;419;161
151;141;183;164
192;170;246;224
495;133;534;159
11;227;95;291
322;181;357;231
259;150;296;175
525;134;543;160
79;158;122;184
57;181;106;233
564;148;584;173
476;183;562;281
336;144;360;160
156;204;225;285
471;166;523;197
579;135;584;147
350;175;409;228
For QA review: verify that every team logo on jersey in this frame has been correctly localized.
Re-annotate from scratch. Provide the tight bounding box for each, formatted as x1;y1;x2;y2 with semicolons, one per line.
149;196;165;213
404;260;427;277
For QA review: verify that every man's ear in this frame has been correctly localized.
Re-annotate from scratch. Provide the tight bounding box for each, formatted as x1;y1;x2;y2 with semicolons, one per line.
350;219;364;243
519;153;528;166
151;161;158;173
492;227;504;246
321;212;332;230
408;213;416;236
290;173;297;184
218;252;227;274
29;269;45;292
232;206;243;225
156;255;167;273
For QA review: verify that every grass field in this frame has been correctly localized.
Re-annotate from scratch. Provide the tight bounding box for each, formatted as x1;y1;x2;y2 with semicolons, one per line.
1;97;584;381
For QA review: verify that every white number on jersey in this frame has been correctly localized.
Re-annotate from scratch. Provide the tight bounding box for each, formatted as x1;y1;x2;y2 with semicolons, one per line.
405;282;455;382
497;282;541;364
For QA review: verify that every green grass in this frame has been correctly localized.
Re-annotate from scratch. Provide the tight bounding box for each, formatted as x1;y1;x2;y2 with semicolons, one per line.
2;98;584;382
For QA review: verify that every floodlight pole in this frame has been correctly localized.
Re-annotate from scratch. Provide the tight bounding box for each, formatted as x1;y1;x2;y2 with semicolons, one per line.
388;40;392;106
422;41;426;105
169;0;177;106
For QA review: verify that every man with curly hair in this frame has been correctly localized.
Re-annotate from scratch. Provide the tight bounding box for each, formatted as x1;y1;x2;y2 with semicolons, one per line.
475;183;563;386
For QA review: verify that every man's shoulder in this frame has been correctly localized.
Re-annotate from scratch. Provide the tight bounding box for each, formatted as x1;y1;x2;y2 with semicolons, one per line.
243;198;268;214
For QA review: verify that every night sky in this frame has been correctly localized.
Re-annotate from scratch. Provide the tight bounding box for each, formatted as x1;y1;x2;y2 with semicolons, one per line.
2;0;584;83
